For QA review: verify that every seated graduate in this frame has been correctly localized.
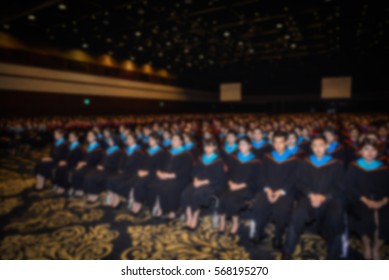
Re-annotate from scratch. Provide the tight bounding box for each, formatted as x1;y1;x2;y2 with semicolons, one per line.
283;134;345;259
323;128;347;165
183;132;199;161
162;130;172;149
71;131;104;197
346;138;389;260
344;127;360;164
101;127;113;150
286;131;305;158
180;138;226;230
130;132;168;215
250;127;271;160
251;131;300;249
53;131;84;195
105;133;145;208
118;125;130;147
217;137;261;235
221;130;239;165
84;135;123;204
34;129;68;190
149;133;193;220
297;127;312;154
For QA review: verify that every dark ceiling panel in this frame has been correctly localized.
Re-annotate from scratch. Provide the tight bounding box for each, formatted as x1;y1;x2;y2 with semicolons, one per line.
0;0;388;94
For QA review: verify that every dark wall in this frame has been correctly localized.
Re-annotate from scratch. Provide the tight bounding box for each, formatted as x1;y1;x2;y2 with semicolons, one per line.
0;91;268;117
1;90;388;118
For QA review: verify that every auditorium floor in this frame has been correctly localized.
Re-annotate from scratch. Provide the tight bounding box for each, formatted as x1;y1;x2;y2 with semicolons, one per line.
0;149;388;260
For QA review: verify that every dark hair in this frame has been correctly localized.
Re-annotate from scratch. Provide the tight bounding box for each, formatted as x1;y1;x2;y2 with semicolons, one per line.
203;138;218;148
226;129;237;136
149;132;162;143
273;131;287;140
183;132;195;142
87;130;97;139
68;131;79;139
287;131;298;139
359;138;381;152
238;136;252;146
54;129;65;136
322;127;337;136
126;133;136;142
172;133;185;143
311;134;327;143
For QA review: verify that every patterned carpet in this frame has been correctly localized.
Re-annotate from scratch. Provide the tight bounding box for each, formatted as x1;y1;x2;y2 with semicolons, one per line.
0;149;388;260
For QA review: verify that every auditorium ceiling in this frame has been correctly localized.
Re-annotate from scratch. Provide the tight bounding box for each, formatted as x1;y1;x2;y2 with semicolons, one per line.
0;0;387;93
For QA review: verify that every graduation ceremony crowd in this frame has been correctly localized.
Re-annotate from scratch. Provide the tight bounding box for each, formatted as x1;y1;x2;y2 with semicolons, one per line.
1;113;388;260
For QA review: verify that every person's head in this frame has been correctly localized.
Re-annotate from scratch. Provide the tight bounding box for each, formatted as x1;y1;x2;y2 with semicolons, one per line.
272;131;287;153
148;132;161;147
172;133;184;148
86;131;97;144
163;130;171;140
301;127;309;138
126;134;137;147
287;132;298;147
183;132;194;144
203;138;218;155
311;134;327;158
238;137;252;154
359;139;380;162
323;128;337;143
252;128;263;142
226;130;237;145
103;128;111;138
350;128;359;140
143;126;152;136
54;129;65;140
378;125;388;139
68;131;78;143
238;125;246;134
119;125;126;134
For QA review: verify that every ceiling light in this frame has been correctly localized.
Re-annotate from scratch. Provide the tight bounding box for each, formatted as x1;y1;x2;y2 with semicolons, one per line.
276;23;283;28
135;31;141;37
82;43;88;49
106;38;112;43
3;24;10;30
284;34;291;40
138;46;144;51
27;14;36;21
58;4;67;10
223;31;230;37
291;43;297;49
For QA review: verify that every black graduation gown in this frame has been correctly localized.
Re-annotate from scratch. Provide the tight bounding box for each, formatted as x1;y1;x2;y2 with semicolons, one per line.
252;144;272;160
346;162;389;242
150;150;193;213
186;145;200;163
84;149;124;195
34;141;68;179
327;143;347;167
132;148;168;204
284;158;345;258
218;155;261;217
181;156;226;211
252;153;300;240
71;147;104;190
106;149;145;197
53;145;84;188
